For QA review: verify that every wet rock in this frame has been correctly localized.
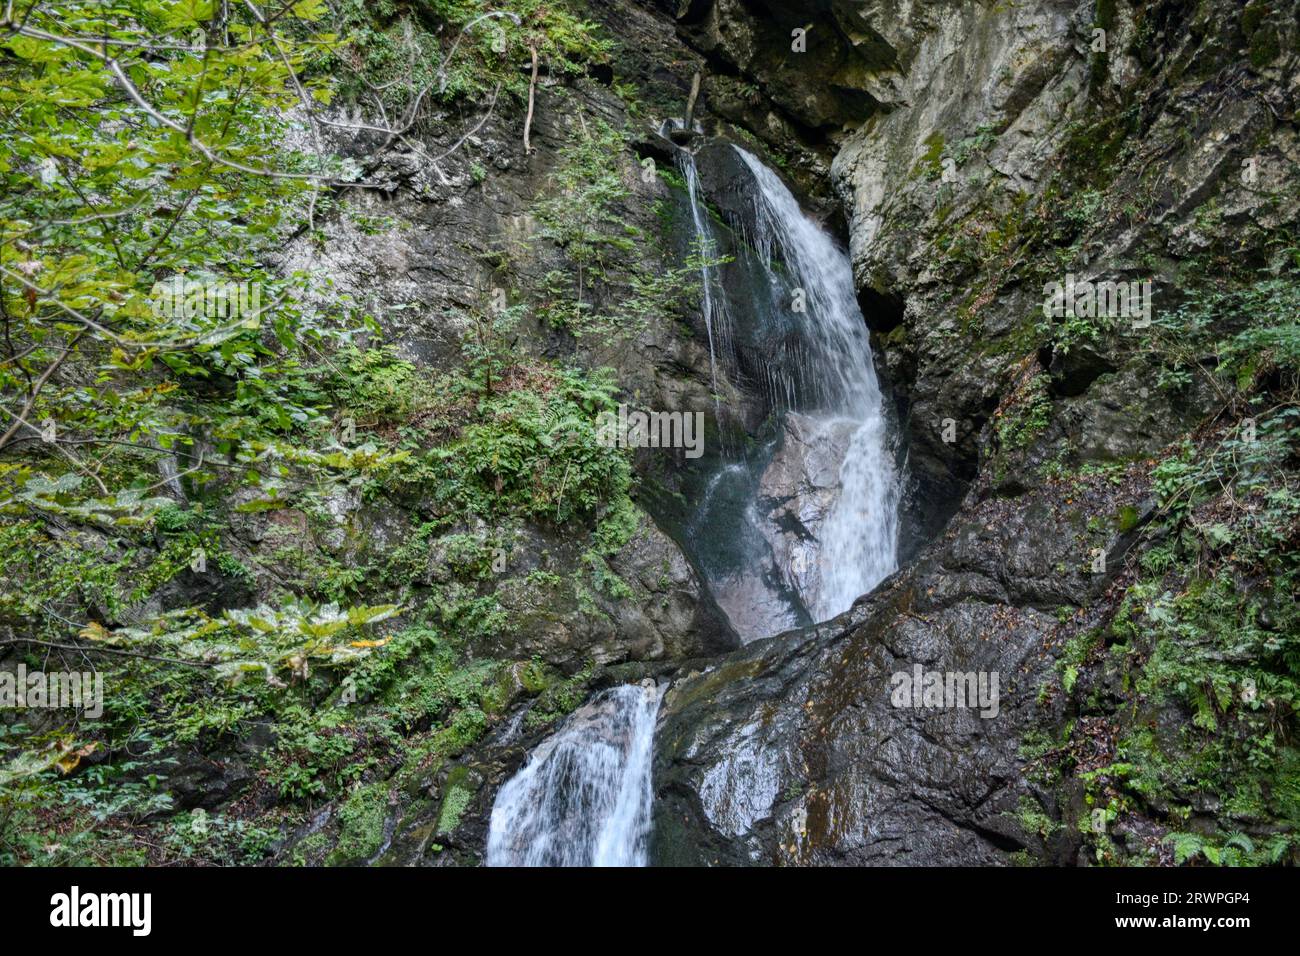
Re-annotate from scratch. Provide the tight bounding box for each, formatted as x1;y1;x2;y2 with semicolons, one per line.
677;0;888;135
753;411;856;600
652;430;1157;864
709;563;806;645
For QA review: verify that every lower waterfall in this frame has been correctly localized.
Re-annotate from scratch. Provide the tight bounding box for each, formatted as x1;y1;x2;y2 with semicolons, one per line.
486;682;662;867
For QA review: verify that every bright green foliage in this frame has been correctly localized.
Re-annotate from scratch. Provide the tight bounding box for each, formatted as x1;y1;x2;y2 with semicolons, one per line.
433;367;631;523
326;782;390;865
326;346;429;428
995;372;1052;451
532;117;720;341
1;0;669;868
164;810;278;866
103;600;402;682
329;0;611;113
436;767;473;834
0;0;410;664
0;0;620;864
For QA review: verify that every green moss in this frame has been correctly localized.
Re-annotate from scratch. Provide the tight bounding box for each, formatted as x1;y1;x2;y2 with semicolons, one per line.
881;323;908;350
1090;0;1118;88
524;662;596;729
326;781;389;866
1115;504;1140;533
913;132;945;179
1009;795;1061;840
657;166;686;192
1241;0;1268;34
994;373;1052;451
1056;110;1137;192
291;831;331;867
1241;2;1281;66
518;658;556;694
436;766;475;835
439;707;488;755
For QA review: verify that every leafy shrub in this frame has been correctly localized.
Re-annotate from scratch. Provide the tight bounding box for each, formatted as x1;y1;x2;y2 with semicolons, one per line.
430;365;633;524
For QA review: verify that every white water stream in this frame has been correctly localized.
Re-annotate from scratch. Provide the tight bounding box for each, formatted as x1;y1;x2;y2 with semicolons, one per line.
486;683;662;867
732;147;900;621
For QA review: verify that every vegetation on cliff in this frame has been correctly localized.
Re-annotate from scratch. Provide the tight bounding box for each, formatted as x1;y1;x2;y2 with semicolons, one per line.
0;0;660;864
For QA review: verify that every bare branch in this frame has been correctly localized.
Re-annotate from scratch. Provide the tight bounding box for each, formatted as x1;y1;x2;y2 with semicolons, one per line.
0;330;80;450
524;41;538;154
0;635;218;668
0;400;110;494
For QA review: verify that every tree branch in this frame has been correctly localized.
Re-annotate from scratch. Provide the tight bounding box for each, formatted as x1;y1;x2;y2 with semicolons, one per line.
523;41;538;155
0;330;80;450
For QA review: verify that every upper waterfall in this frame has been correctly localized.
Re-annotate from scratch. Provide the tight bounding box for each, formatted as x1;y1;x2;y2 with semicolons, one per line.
675;144;901;637
733;146;900;621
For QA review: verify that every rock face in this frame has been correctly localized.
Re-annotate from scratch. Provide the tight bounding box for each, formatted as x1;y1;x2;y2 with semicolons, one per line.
653;462;1151;864
826;0;1299;507
14;0;1293;871
646;0;1300;864
267;33;745;674
482;518;737;667
753;411;856;605
242;0;1300;867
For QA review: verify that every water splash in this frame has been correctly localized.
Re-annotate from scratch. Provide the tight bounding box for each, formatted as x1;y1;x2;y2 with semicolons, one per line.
486;682;663;867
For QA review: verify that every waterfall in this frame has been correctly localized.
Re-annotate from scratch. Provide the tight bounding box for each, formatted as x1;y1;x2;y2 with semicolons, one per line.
733;147;900;621
483;145;902;867
675;145;901;636
486;682;662;867
680;154;735;400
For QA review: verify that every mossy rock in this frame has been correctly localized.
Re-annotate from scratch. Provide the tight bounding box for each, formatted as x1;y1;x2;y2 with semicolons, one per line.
435;765;477;836
326;781;390;866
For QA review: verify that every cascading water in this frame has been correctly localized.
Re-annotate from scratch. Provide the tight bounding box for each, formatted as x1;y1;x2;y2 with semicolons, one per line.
484;143;903;867
678;146;901;635
486;682;662;867
734;147;900;621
